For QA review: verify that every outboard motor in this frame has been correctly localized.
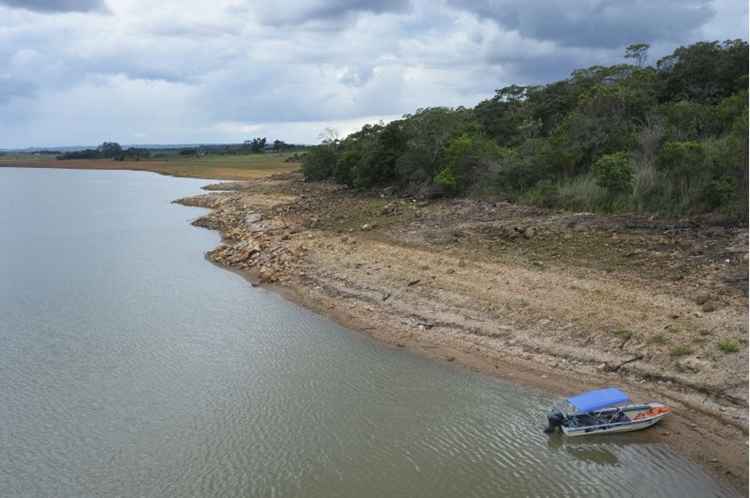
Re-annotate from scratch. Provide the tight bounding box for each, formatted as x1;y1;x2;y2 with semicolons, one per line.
544;409;566;434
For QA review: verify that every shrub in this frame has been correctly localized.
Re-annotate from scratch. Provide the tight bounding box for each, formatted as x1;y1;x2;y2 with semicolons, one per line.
656;141;705;191
434;166;458;194
670;345;693;357
632;160;668;212
523;181;561;208
302;145;337;181
648;334;668;345
556;175;608;211
592;152;634;195
718;339;740;353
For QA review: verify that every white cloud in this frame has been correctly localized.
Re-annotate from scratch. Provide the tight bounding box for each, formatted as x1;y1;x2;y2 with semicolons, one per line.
0;0;744;148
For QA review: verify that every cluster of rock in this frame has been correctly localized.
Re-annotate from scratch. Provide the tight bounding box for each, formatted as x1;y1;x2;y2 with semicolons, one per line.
177;193;307;285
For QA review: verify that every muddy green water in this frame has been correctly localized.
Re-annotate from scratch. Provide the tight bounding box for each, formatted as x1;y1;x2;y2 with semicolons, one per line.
0;168;739;497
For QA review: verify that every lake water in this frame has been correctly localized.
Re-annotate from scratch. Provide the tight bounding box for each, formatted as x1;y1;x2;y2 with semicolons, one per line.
0;168;739;498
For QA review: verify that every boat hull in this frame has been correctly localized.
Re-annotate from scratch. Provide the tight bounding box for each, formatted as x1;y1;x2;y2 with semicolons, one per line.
560;403;670;437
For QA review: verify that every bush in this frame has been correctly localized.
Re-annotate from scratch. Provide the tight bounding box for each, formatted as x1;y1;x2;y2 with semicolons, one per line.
656;141;705;190
670;345;693;357
718;339;740;353
434;166;458;194
556;175;609;211
592;152;633;194
496;139;555;193
302;146;337;181
632;160;667;212
522;181;561;208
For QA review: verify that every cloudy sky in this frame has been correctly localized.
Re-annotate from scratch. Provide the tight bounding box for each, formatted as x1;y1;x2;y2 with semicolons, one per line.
0;0;746;148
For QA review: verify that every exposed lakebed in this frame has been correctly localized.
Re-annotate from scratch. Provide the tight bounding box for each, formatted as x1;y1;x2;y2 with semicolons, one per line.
0;168;739;497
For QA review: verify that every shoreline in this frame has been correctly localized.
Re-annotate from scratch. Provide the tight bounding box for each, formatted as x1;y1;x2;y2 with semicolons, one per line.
0;156;298;181
175;172;748;493
4;163;747;492
227;257;749;493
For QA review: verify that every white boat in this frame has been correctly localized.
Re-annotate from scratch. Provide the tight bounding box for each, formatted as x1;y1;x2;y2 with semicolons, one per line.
544;388;671;437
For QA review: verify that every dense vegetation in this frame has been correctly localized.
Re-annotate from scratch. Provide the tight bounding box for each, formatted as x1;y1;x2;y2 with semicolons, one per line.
303;41;749;220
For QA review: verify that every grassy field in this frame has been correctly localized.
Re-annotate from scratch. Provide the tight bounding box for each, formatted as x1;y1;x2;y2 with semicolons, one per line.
0;153;301;181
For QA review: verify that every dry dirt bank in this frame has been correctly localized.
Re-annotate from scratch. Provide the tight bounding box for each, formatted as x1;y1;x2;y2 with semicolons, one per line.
176;172;748;491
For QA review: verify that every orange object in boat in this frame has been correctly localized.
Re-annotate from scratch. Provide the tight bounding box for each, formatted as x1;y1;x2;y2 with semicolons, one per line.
633;405;672;421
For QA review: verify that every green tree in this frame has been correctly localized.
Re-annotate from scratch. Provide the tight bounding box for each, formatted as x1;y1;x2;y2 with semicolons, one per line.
302;145;337;181
625;43;650;68
247;137;267;153
98;142;122;158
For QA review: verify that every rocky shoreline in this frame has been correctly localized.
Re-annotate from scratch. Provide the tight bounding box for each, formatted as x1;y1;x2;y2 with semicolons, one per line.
176;172;748;490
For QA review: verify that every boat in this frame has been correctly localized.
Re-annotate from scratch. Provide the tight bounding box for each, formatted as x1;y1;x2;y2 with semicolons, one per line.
544;387;671;437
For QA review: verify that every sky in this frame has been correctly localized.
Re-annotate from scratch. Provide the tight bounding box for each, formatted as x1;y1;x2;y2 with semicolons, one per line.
0;0;747;148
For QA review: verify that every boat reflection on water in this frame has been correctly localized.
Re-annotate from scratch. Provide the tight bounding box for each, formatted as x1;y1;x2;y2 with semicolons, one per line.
546;431;659;467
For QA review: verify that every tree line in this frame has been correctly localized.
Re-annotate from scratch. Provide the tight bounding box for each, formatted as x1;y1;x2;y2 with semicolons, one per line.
57;138;301;160
303;40;748;220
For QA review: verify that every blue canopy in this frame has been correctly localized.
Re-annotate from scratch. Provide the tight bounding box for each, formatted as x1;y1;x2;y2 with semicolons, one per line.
567;388;630;412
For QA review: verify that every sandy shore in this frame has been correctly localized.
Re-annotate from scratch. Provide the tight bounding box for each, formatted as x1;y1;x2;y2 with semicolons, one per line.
173;172;748;493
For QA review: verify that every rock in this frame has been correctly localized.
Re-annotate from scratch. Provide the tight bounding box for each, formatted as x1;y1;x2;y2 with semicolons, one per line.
381;203;398;215
361;224;370;231
407;279;421;287
446;268;456;274
676;357;711;373
694;293;711;306
445;356;456;362
701;302;717;313
523;227;536;239
245;212;263;225
419;182;447;199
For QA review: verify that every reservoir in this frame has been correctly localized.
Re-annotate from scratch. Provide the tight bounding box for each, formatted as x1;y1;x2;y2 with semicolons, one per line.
0;168;739;497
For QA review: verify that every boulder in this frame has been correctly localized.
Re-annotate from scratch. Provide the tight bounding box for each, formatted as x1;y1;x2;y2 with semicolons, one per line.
701;302;718;313
694;293;711;306
676;357;711;374
245;212;263;226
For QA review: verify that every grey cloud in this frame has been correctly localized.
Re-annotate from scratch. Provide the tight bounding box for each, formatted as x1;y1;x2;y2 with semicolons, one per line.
0;0;106;12
338;65;374;87
0;0;743;148
256;0;411;26
0;77;35;104
450;0;715;48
